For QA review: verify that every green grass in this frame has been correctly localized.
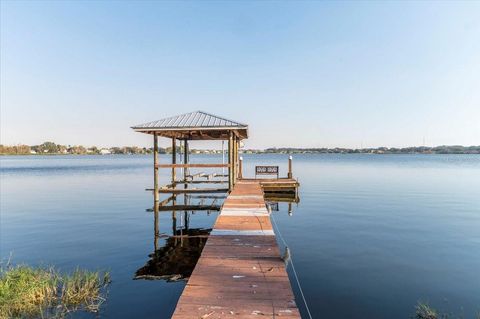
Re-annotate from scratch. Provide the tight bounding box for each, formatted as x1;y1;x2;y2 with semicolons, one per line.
61;268;111;313
416;302;439;319
415;302;480;319
0;266;57;318
0;264;110;319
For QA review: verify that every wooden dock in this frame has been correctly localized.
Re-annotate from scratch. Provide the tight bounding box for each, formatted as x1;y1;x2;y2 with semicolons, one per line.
243;178;300;195
172;180;300;318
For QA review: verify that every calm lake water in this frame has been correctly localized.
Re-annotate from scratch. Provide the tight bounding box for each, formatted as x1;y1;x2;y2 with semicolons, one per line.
1;154;479;318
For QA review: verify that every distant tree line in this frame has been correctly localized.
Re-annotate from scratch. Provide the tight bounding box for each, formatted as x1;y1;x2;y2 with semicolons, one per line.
1;142;479;155
262;145;480;154
0;142;159;155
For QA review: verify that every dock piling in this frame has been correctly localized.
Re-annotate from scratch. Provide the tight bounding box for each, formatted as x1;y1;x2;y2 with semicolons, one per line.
288;155;293;179
171;137;176;184
239;156;243;179
228;132;234;191
183;139;188;189
153;133;159;203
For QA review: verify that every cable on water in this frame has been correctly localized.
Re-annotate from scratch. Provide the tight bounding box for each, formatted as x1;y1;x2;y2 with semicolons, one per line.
268;204;313;319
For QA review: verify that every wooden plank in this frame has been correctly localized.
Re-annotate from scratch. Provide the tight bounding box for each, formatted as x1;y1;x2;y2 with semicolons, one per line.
172;180;228;184
158;195;175;206
147;188;229;194
157;163;231;168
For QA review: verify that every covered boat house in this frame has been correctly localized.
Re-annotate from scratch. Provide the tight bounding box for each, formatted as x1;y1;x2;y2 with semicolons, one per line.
131;111;248;204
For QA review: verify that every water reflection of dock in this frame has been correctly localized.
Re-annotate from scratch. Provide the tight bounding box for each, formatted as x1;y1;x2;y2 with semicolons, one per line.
134;228;210;282
137;192;219;282
136;189;299;284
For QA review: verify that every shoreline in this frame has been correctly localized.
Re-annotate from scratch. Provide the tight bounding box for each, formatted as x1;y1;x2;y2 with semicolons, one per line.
1;152;479;156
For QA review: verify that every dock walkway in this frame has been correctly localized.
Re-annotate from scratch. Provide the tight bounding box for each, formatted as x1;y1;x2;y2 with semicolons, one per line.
172;180;300;318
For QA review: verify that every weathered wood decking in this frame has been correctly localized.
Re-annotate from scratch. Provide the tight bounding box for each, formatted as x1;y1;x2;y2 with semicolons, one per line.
245;178;300;194
172;180;300;318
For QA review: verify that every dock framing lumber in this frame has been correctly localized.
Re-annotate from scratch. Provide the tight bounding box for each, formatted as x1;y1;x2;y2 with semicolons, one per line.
148;205;222;212
171;180;300;318
241;178;300;194
146;188;229;194
160;181;228;189
156;163;231;168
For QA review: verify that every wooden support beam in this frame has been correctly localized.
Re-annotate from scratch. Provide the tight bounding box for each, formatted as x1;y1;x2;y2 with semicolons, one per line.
232;135;236;184
183;139;189;188
232;133;235;187
186;195;227;199
172;137;176;184
288;155;293;179
153;133;159;203
147;180;228;190
172;180;228;184
157;163;231;168
158;195;175;206
152;188;229;194
239;156;243;179
228;132;233;191
233;136;239;183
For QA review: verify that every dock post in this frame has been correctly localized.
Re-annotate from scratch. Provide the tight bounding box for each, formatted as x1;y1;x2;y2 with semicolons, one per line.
288;155;293;179
153;133;159;203
184;139;189;189
222;140;225;175
172;137;176;185
228;132;233;191
239;156;243;179
231;135;235;187
235;137;240;181
233;135;238;184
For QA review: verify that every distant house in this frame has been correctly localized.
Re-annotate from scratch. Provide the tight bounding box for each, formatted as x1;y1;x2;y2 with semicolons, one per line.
100;149;111;155
30;150;37;154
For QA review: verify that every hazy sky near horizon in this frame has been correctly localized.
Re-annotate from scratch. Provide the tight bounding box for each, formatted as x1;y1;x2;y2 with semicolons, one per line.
1;1;479;149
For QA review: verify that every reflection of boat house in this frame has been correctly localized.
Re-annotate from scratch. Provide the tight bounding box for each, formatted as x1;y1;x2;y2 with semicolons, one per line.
134;227;210;282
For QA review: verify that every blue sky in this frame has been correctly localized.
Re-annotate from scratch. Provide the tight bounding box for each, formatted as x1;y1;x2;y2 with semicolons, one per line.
1;1;479;149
